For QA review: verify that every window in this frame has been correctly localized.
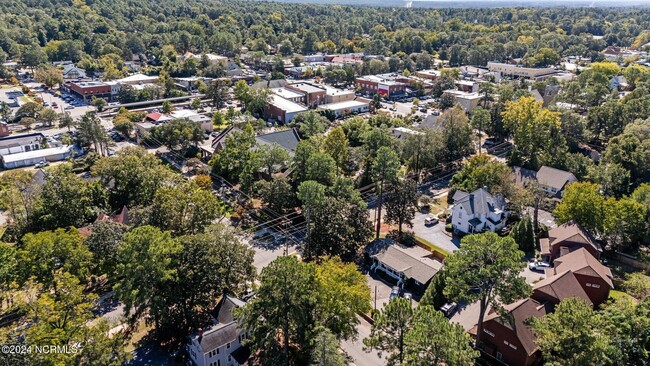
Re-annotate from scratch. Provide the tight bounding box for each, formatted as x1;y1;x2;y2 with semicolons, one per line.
216;348;220;355
496;352;503;361
228;355;232;362
226;342;231;349
483;329;495;337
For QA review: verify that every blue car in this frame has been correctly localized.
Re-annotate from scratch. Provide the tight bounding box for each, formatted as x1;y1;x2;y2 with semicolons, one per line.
389;286;401;300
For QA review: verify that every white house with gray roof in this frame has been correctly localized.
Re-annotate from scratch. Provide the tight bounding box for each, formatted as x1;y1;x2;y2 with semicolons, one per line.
187;296;250;366
451;187;508;234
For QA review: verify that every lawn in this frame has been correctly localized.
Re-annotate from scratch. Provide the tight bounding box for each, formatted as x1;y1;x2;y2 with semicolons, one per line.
609;290;636;303
414;235;450;257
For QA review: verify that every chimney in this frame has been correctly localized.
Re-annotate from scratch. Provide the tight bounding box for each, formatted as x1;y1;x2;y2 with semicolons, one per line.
198;328;203;342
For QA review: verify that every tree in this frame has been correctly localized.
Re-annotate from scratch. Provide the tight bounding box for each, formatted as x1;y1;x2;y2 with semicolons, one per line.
443;233;530;347
530;297;610;366
400;129;439;182
233;80;251;108
20;117;35;130
438;106;474;163
15;102;43;121
34;65;63;88
254;177;296;214
91;96;107;112
509;216;535;253
38;164;108;229
310;328;347;366
604;197;647;251
298;180;326;258
305;152;337;186
150;118;204;153
502;96;565;169
150;181;223;236
310;196;373;261
292;110;328;138
372;146;401;239
162;100;173;114
450;155;514;198
246;87;272;116
403;305;479;366
21;44;47;71
86;221;125;277
322;126;350;172
37;107;58;127
554;182;606;235
0;170;40;238
58;111;74;130
0;101;13;123
600;297;650;366
432;76;456;98
236;256;317;366
363;297;414;365
530;47;560;67
22;271;129;366
77;111;110;156
470;107;491;154
92;146;177;208
17;228;93;286
206;79;231;107
191;97;202;110
312;258;371;340
113;226;181;332
161;226;255;340
260;143;290;176
384;178;419;237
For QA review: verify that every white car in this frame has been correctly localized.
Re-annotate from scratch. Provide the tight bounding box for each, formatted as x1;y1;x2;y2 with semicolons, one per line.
425;216;439;226
528;261;551;271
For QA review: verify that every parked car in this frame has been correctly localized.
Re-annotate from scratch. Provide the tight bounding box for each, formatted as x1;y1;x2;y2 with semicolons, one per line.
34;161;49;168
425;216;439;226
389;286;401;300
440;302;458;317
65;106;74;110
419;108;427;113
403;292;413;301
528;261;551;271
43;102;50;107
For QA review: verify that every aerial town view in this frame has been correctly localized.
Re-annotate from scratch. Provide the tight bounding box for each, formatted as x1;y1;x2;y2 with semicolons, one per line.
0;0;649;365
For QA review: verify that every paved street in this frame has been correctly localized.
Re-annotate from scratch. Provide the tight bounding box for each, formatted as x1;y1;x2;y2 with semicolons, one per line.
341;315;386;366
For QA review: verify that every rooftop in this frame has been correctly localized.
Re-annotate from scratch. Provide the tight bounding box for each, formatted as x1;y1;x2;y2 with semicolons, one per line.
288;82;325;94
367;239;442;284
269;94;308;114
2;146;71;163
319;100;369;111
271;87;305;100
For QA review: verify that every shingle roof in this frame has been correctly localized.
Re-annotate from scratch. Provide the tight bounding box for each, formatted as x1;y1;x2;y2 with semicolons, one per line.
511;166;537;186
485;298;553;356
191;296;246;353
532;270;593;305
367;239;442;284
454;187;505;216
547;221;602;253
257;129;301;152
536;166;577;191
551;248;613;288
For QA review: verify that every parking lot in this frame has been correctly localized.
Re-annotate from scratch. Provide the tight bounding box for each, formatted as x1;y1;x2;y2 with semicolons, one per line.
412;211;460;253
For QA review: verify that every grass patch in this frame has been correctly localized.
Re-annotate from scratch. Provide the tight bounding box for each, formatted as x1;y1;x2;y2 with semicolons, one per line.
609;290;636;302
125;321;154;353
414;235;450;256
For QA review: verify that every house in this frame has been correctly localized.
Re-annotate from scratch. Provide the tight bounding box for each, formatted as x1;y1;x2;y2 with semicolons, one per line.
366;239;443;293
536;166;577;197
79;206;130;237
610;75;629;90
540;221;602;263
546;248;613;306
265;94;308;124
187;296;250;366
477;272;592;366
450;187;508;234
62;64;87;80
205;127;301;159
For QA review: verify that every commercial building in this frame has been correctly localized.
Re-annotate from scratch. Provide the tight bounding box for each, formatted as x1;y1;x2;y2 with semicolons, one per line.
442;90;482;112
487;62;557;81
271;87;306;104
355;75;408;97
324;87;356;104
0;132;45;156
65;81;112;101
265;94;308;124
318;99;369;118
415;69;441;81
1;146;72;169
285;82;327;106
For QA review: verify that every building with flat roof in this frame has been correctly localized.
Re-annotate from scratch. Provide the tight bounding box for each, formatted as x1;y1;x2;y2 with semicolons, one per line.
443;89;482;112
318;99;369;118
65;81;112;101
324;87;356;104
265;94;308;124
0;132;46;156
271;87;306;104
285;82;326;106
487;62;557;81
1;146;72;169
415;69;441;80
355;74;408;97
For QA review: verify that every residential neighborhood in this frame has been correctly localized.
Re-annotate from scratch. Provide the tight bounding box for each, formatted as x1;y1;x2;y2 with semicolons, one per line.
1;1;650;366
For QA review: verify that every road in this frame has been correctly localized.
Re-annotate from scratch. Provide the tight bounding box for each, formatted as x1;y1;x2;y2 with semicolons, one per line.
341;315;386;366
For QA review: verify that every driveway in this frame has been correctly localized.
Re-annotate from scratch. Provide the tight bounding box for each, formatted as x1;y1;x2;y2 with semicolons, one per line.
412;212;460;253
341;315;386;366
524;207;557;229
